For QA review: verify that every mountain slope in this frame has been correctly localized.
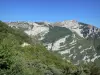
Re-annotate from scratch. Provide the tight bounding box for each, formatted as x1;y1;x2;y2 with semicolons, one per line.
1;21;100;75
6;20;100;65
0;21;80;75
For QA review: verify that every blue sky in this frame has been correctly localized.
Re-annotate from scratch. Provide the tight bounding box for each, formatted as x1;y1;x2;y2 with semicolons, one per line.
0;0;100;27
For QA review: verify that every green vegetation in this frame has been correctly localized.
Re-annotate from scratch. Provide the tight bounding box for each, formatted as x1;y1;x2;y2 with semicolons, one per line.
0;21;31;44
42;26;72;43
0;21;100;75
78;22;89;26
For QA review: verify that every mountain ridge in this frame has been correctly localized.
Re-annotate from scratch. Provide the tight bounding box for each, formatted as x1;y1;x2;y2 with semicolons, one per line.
6;20;100;65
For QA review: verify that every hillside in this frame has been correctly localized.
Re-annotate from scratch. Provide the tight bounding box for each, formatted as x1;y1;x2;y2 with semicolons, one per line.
0;21;100;75
6;20;100;65
1;21;99;75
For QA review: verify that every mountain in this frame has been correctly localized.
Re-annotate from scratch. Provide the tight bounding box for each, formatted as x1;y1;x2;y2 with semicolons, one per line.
6;20;100;65
0;21;76;75
0;21;100;75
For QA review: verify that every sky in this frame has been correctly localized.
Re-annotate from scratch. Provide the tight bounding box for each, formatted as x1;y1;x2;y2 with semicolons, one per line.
0;0;100;27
